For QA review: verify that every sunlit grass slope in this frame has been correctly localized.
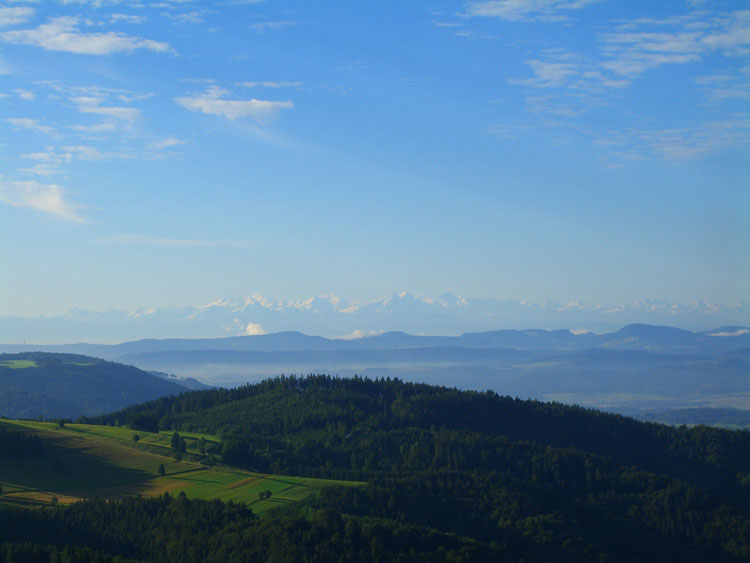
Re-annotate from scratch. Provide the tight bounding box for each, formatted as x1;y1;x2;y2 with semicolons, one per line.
0;360;38;369
0;420;360;513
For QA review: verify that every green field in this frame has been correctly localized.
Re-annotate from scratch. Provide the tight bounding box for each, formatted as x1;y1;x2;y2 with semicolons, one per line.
0;420;361;512
0;360;38;369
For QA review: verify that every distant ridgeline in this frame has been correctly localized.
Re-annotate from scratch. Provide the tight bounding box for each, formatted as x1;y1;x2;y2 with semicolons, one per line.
8;324;748;424
62;374;750;561
0;352;191;419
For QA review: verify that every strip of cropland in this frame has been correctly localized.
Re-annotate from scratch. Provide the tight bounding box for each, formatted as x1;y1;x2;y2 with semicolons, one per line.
0;420;361;513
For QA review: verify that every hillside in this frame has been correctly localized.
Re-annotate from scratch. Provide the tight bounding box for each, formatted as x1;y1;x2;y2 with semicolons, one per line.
3;376;750;559
0;353;192;419
0;419;355;511
71;375;750;561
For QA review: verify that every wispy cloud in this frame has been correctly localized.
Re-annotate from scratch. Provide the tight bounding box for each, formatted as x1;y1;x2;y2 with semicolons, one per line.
161;10;211;24
0;16;173;55
62;144;132;160
148;136;185;149
509;54;581;88
175;85;292;121
505;9;750;126
524;95;582;116
56;0;127;7
6;117;57;136
639;117;750;161
109;14;147;25
20;148;73;175
69;121;117;133
695;72;750;103
600;10;750;78
0;6;34;27
249;20;295;33
73;97;142;123
13;88;36;100
701;9;750;56
465;0;602;23
18;146;118;179
596;115;750;164
0;180;84;222
238;81;302;88
17;163;65;177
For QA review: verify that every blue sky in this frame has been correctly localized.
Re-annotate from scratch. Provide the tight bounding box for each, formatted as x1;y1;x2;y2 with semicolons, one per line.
1;0;748;317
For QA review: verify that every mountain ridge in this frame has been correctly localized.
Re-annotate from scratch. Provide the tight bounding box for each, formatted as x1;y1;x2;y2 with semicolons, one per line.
3;294;748;343
2;323;748;358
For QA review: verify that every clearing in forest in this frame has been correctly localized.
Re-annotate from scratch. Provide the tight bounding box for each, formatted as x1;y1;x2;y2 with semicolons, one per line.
0;420;361;513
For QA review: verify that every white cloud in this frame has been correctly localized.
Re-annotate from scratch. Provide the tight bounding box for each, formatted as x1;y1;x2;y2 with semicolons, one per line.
148;136;185;149
600;10;750;77
597;116;750;164
0;7;33;27
21;144;135;163
14;88;35;100
62;144;137;161
238;81;302;88
524;95;582;116
339;329;382;340
57;0;125;7
465;0;602;23
0;180;84;222
175;85;292;121
69;121;117;133
61;145;109;160
162;10;207;24
0;16;173;55
695;73;750;103
249;20;295;32
109;14;146;25
79;104;142;122
6;117;56;135
244;322;267;336
22;149;73;164
701;9;750;56
505;9;750;122
17;163;63;177
69;94;142;130
510;58;581;87
600;30;704;76
708;328;750;337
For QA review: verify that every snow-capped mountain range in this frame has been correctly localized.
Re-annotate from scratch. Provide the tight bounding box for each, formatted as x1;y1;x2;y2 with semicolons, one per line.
2;292;748;344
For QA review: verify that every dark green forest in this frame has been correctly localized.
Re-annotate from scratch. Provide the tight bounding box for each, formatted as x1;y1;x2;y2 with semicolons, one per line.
0;352;188;419
5;375;750;561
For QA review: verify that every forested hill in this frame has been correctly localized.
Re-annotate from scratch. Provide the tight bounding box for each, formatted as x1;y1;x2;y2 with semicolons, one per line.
79;375;750;560
0;352;189;419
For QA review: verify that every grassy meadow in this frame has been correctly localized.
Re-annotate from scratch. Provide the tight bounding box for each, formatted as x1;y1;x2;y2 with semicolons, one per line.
0;420;361;512
0;360;38;369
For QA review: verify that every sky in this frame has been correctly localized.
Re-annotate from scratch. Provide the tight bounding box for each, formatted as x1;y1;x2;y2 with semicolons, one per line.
1;0;748;318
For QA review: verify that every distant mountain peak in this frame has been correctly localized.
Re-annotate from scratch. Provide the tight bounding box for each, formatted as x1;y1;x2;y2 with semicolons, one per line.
2;294;748;344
